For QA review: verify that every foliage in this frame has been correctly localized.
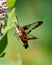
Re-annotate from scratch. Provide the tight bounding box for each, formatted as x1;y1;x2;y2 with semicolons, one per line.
0;0;16;57
7;0;16;8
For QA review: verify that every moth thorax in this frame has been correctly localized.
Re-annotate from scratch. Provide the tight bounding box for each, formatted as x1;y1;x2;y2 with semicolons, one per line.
19;26;24;32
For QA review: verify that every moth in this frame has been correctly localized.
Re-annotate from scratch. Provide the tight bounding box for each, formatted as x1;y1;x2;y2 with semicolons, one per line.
15;16;43;49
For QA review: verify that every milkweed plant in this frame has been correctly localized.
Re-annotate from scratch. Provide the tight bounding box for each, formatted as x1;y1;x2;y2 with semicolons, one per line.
0;0;22;65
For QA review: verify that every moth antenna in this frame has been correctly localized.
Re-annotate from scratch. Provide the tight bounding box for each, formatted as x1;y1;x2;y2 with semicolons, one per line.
15;15;19;26
16;15;18;23
16;15;18;21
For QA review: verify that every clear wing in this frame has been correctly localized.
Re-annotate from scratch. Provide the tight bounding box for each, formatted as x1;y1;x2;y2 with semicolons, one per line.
23;21;43;34
27;34;38;40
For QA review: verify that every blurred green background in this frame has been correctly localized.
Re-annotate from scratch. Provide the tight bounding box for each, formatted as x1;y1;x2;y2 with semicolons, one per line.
5;0;52;65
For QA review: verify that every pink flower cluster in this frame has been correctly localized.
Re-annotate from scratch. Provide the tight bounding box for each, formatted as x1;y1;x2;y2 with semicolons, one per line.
0;0;7;20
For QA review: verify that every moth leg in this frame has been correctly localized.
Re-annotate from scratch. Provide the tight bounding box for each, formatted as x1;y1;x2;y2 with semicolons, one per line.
14;31;19;40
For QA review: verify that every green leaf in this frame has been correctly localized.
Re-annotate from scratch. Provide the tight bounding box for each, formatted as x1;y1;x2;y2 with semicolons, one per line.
7;0;16;8
0;53;6;57
0;33;7;56
0;8;17;56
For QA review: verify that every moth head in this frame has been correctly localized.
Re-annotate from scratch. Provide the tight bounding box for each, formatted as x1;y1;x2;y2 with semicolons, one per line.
16;25;19;29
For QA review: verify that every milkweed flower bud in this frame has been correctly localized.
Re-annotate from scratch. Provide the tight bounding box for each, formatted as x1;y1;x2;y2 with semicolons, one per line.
0;0;7;20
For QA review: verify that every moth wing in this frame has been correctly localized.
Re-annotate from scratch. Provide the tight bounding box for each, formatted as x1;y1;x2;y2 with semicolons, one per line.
27;34;38;40
23;21;43;34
